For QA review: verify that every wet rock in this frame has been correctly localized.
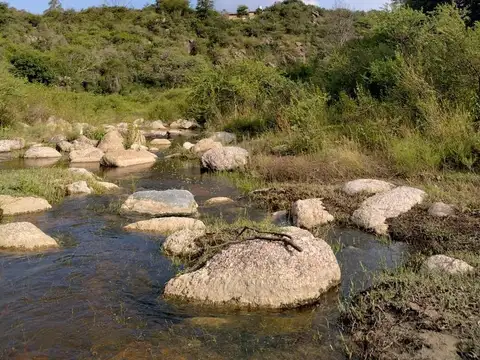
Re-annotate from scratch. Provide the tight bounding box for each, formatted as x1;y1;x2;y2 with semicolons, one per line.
201;146;249;171
124;217;205;234
24;146;62;159
143;130;168;140
0;139;25;152
0;195;51;216
97;130;124;152
0;222;58;250
170;119;199;130
164;227;341;309
150;120;167;130
96;181;119;191
342;179;395;195
192;138;222;155
291;199;334;229
100;150;157;168
352;186;427;235
56;140;74;152
183;142;194;151
150;139;171;147
428;202;455;217
204;197;234;206
163;229;206;257
130;143;149;151
121;190;198;217
209;131;236;145
66;181;93;195
68;167;96;179
69;148;104;163
421;255;474;275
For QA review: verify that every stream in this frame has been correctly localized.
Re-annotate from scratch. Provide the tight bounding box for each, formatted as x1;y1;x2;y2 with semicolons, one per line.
0;155;408;359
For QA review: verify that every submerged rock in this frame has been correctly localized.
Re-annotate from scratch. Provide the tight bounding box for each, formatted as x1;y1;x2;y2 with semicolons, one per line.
0;222;58;250
201;146;249;171
352;186;427;235
0;195;51;216
291;199;334;229
97;130;124;152
164;227;341;309
69;147;105;163
100;150;157;167
24;146;62;159
163;229;206;257
192;138;222;155
342;179;395;196
204;197;234;206
209;131;236;145
67;181;93;195
428;202;455;217
121;190;198;216
0;139;25;152
124;217;205;234
421;255;474;275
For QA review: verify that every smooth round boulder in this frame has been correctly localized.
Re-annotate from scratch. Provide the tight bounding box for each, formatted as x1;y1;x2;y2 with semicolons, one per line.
124;217;205;234
69;148;105;163
67;181;93;195
201;146;249;171
342;179;395;195
24;146;62;159
121;190;198;217
0;195;52;216
97;130;124;152
0;222;58;250
0;139;25;152
163;229;206;257
421;255;474;275
292;199;334;229
100;150;157;168
192;138;222;155
428;202;455;217
164;227;341;309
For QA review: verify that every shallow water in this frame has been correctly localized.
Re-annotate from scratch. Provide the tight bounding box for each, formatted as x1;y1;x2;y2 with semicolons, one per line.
0;157;408;359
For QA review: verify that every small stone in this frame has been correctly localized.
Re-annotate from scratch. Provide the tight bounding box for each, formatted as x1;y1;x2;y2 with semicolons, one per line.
0;195;51;216
96;182;119;191
204;197;234;206
150;139;171;147
69;148;104;163
24;146;62;159
183;142;194;151
121;190;198;217
163;229;206;257
342;179;395;195
421;255;474;275
67;181;93;195
0;222;58;250
124;217;206;234
291;199;334;229
428;202;455;217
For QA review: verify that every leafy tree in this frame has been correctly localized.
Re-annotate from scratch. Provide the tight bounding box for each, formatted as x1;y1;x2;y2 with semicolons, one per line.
10;52;55;85
237;5;249;17
196;0;214;18
155;0;190;14
402;0;480;25
46;0;63;13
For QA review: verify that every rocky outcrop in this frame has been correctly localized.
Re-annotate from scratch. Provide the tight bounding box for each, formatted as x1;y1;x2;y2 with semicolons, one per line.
163;229;205;257
0;222;58;250
428;202;455;217
66;181;93;195
351;186;427;234
100;150;157;167
204;197;234;206
0;139;25;152
421;255;474;275
121;190;198;216
0;195;52;216
342;179;395;195
164;227;341;309
201;147;249;171
69;148;105;163
24;146;62;159
209;132;237;145
192;138;222;155
124;217;205;234
291;199;334;229
97;130;124;152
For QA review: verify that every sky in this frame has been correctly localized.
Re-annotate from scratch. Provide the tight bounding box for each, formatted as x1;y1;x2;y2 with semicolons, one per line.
6;0;387;14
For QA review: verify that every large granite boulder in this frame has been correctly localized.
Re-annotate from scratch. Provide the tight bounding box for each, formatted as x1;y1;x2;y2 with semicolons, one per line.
121;190;198;216
192;138;222;155
24;146;62;159
163;229;206;257
124;217;205;234
0;222;58;250
0;139;25;152
201;146;249;171
164;227;341;309
291;199;334;229
0;195;51;216
351;186;427;234
97;130;124;152
100;150;157;167
421;255;474;275
342;179;395;196
69;148;104;163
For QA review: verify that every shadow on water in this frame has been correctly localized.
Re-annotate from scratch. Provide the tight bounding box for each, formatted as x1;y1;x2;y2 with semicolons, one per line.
0;158;408;359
